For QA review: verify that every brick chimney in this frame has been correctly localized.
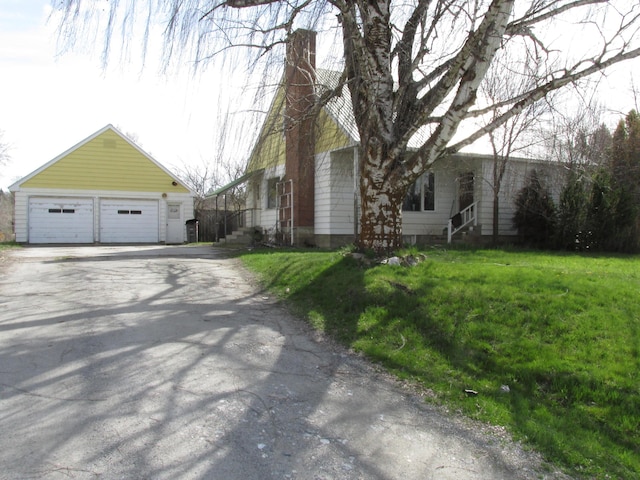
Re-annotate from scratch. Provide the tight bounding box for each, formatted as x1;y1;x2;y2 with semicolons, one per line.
284;29;316;245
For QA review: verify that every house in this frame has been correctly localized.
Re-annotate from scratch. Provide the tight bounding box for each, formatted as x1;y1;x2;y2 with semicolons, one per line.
9;125;195;244
217;30;564;248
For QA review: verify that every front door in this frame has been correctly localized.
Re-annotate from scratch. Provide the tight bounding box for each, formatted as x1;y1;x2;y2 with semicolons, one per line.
458;172;474;211
166;203;183;244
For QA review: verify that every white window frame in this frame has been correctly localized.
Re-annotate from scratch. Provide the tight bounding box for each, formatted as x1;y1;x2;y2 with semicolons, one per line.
403;171;435;212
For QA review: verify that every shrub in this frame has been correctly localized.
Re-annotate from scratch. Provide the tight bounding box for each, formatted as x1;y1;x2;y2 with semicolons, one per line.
513;169;557;246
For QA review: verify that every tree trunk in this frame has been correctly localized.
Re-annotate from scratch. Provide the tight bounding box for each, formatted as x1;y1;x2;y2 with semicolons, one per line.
492;190;499;246
357;158;407;254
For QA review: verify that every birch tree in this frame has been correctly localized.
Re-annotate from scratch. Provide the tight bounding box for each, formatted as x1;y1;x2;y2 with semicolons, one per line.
56;0;640;252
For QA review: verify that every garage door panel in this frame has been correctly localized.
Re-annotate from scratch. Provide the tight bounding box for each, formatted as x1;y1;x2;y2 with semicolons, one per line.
100;199;158;243
29;198;94;244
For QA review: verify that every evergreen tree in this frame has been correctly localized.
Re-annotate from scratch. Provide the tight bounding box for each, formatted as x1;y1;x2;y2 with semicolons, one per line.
585;168;618;251
556;110;640;253
555;168;588;250
605;110;640;252
513;170;557;247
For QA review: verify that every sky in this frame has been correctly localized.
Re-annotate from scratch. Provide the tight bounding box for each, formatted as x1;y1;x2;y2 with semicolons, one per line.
0;0;242;191
0;1;637;191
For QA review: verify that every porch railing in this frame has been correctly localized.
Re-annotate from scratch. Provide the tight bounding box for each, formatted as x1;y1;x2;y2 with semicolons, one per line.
447;201;478;243
211;209;249;242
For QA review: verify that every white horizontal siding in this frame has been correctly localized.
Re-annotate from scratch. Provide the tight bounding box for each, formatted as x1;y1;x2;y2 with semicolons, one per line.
401;167;458;236
252;150;568;243
330;159;356;234
12;188;193;244
258;165;285;232
12;191;28;242
314;152;333;234
477;158;566;236
315;150;356;235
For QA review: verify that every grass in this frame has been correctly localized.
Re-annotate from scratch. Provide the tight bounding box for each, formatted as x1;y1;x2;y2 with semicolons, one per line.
0;241;19;250
239;246;640;479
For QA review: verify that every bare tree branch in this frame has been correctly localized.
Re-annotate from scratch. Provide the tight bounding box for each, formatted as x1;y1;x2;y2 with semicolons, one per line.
447;45;640;153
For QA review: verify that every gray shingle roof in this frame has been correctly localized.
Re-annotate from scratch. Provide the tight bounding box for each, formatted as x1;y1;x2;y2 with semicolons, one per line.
315;69;434;151
316;69;360;144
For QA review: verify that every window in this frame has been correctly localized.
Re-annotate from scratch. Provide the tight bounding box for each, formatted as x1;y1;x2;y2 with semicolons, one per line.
267;178;279;209
423;172;435;211
167;204;181;220
403;172;435;212
403;184;421;211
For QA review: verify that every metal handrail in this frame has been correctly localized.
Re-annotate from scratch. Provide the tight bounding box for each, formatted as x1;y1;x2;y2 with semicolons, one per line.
218;209;248;240
447;201;478;243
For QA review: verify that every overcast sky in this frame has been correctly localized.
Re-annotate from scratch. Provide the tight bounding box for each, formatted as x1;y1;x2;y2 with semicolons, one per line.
1;1;637;191
0;0;242;191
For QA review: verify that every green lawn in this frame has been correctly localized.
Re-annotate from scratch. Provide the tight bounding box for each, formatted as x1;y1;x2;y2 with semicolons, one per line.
240;247;640;479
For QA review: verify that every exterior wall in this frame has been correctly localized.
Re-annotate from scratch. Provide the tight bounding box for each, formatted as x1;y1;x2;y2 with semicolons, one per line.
250;165;285;236
248;146;567;246
478;158;526;236
477;157;566;237
401;155;483;238
12;191;27;243
402;166;458;237
245;177;262;228
21;129;191;194
314;153;480;243
314;149;356;237
13;188;193;243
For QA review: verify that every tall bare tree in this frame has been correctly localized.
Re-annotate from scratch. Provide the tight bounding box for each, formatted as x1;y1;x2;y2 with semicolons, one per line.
479;50;549;245
56;0;640;252
0;130;10;172
176;157;247;213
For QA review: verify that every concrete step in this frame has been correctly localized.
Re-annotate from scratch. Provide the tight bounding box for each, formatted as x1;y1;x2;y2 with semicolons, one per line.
214;227;256;245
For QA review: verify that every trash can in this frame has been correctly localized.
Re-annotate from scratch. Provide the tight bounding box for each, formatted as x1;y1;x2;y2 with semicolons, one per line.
186;219;199;243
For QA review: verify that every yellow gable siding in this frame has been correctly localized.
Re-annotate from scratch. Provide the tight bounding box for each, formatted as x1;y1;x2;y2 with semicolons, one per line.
315;109;352;154
247;87;352;173
22;129;189;193
246;89;286;173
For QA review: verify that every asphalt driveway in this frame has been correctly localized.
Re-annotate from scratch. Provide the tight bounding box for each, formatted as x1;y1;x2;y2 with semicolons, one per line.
0;245;567;479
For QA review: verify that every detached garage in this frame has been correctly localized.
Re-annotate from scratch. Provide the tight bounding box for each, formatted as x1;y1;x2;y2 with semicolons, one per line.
10;125;195;244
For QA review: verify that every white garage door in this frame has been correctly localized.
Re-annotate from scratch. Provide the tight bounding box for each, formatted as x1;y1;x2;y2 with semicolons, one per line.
29;197;94;244
100;199;159;243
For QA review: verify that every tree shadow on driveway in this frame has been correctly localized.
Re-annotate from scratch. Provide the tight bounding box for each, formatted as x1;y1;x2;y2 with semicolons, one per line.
0;248;558;479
